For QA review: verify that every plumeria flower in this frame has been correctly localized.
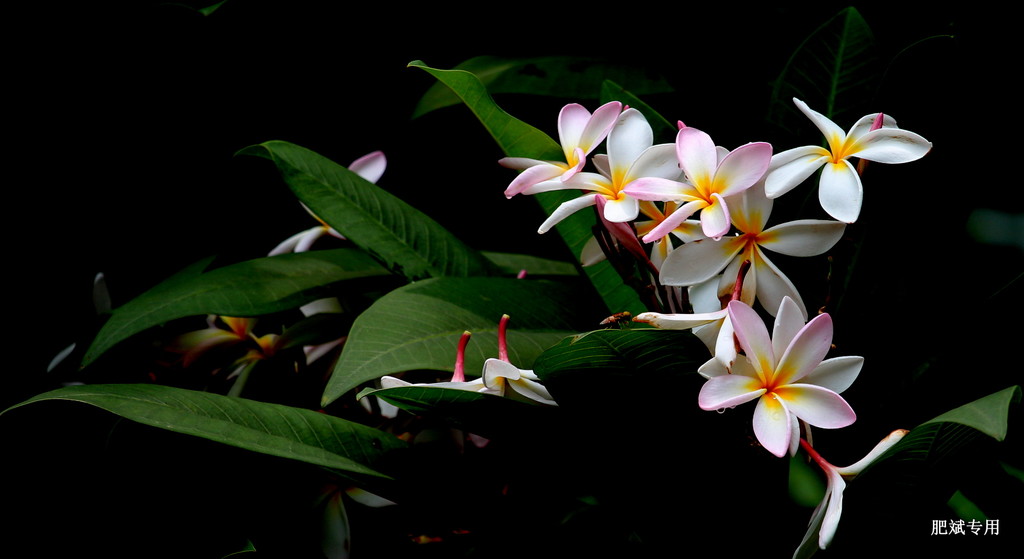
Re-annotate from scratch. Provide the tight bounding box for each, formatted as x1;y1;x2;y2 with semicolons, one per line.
658;180;846;319
500;101;622;197
624;126;772;240
765;98;932;223
794;429;909;557
269;150;387;256
517;108;681;233
697;297;861;457
480;315;558;405
170;315;284;397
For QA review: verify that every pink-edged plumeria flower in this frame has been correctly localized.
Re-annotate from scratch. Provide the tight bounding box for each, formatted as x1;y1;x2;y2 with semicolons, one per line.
522;108;681;233
500;101;622;198
269;150;387;256
765;98;932;223
794;430;909;557
624;126;772;240
698;297;861;457
658;180;846;319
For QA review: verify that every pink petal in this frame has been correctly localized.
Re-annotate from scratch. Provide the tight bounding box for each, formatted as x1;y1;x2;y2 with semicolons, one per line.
622;176;693;201
348;150;387;183
557;103;592;155
641;199;705;243
714;141;773;196
728;300;776;378
577;101;623;155
675;127;719;184
503;162;565;198
775;312;833;385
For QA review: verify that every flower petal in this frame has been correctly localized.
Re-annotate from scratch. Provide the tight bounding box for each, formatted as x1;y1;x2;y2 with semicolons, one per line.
633;309;727;330
503;162;565;198
714;141;773;196
759;219;846;256
728;300;776;378
698;372;766;410
793;98;846;146
752;394;792;457
641;199;705;243
623;176;693;201
764;146;830;198
348;150;387;183
775;312;833;385
749;248;808;318
700;193;732;240
537;194;598;233
771;296;807;358
601;195;640;223
659;235;746;287
818;161;863;223
675;127;719;184
775;383;856;429
852;127;933;163
607;108;654;169
803;355;864;394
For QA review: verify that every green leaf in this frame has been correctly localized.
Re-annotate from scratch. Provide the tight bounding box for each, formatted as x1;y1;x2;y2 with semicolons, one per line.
412;55;673;118
533;328;708;407
408;60;646;317
856;385;1021;481
481;251;580;277
82;249;391;367
239;140;497;280
2;384;406;478
321;277;587;406
767;7;878;134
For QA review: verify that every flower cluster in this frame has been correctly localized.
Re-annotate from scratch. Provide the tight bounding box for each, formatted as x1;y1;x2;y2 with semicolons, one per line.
500;97;932;553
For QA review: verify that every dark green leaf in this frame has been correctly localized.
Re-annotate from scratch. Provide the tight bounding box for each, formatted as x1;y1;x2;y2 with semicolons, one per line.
82;249;390;367
2;384;406;478
239;140;497;280
768;7;878;135
599;80;676;141
412;55;672;118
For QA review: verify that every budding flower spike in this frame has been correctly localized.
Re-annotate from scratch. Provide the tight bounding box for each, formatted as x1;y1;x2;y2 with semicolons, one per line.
624;126;772;240
765;98;932;222
697;297;861;457
500;101;622;198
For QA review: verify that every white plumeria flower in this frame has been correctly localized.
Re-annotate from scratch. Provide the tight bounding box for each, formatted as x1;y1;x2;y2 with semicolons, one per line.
501;101;622;197
697;297;862;457
765;97;932;223
269;150;387;256
658;180;846;319
481;358;557;405
625;126;772;240
794;429;909;557
522;108;681;233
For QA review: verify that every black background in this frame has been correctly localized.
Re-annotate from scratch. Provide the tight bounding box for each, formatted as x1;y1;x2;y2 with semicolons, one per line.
4;2;1021;557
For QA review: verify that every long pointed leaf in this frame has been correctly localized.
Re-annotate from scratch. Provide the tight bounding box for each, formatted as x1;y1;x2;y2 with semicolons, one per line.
768;7;878;134
2;384;407;478
408;60;646;317
82;249;391;367
239;140;497;280
321;277;588;406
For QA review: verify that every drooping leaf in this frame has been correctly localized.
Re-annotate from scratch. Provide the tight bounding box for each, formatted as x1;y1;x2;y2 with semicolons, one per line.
408;60;646;317
768;7;878;135
82;249;390;367
412;55;673;118
239;140;497;280
321;276;588;406
2;384;406;478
